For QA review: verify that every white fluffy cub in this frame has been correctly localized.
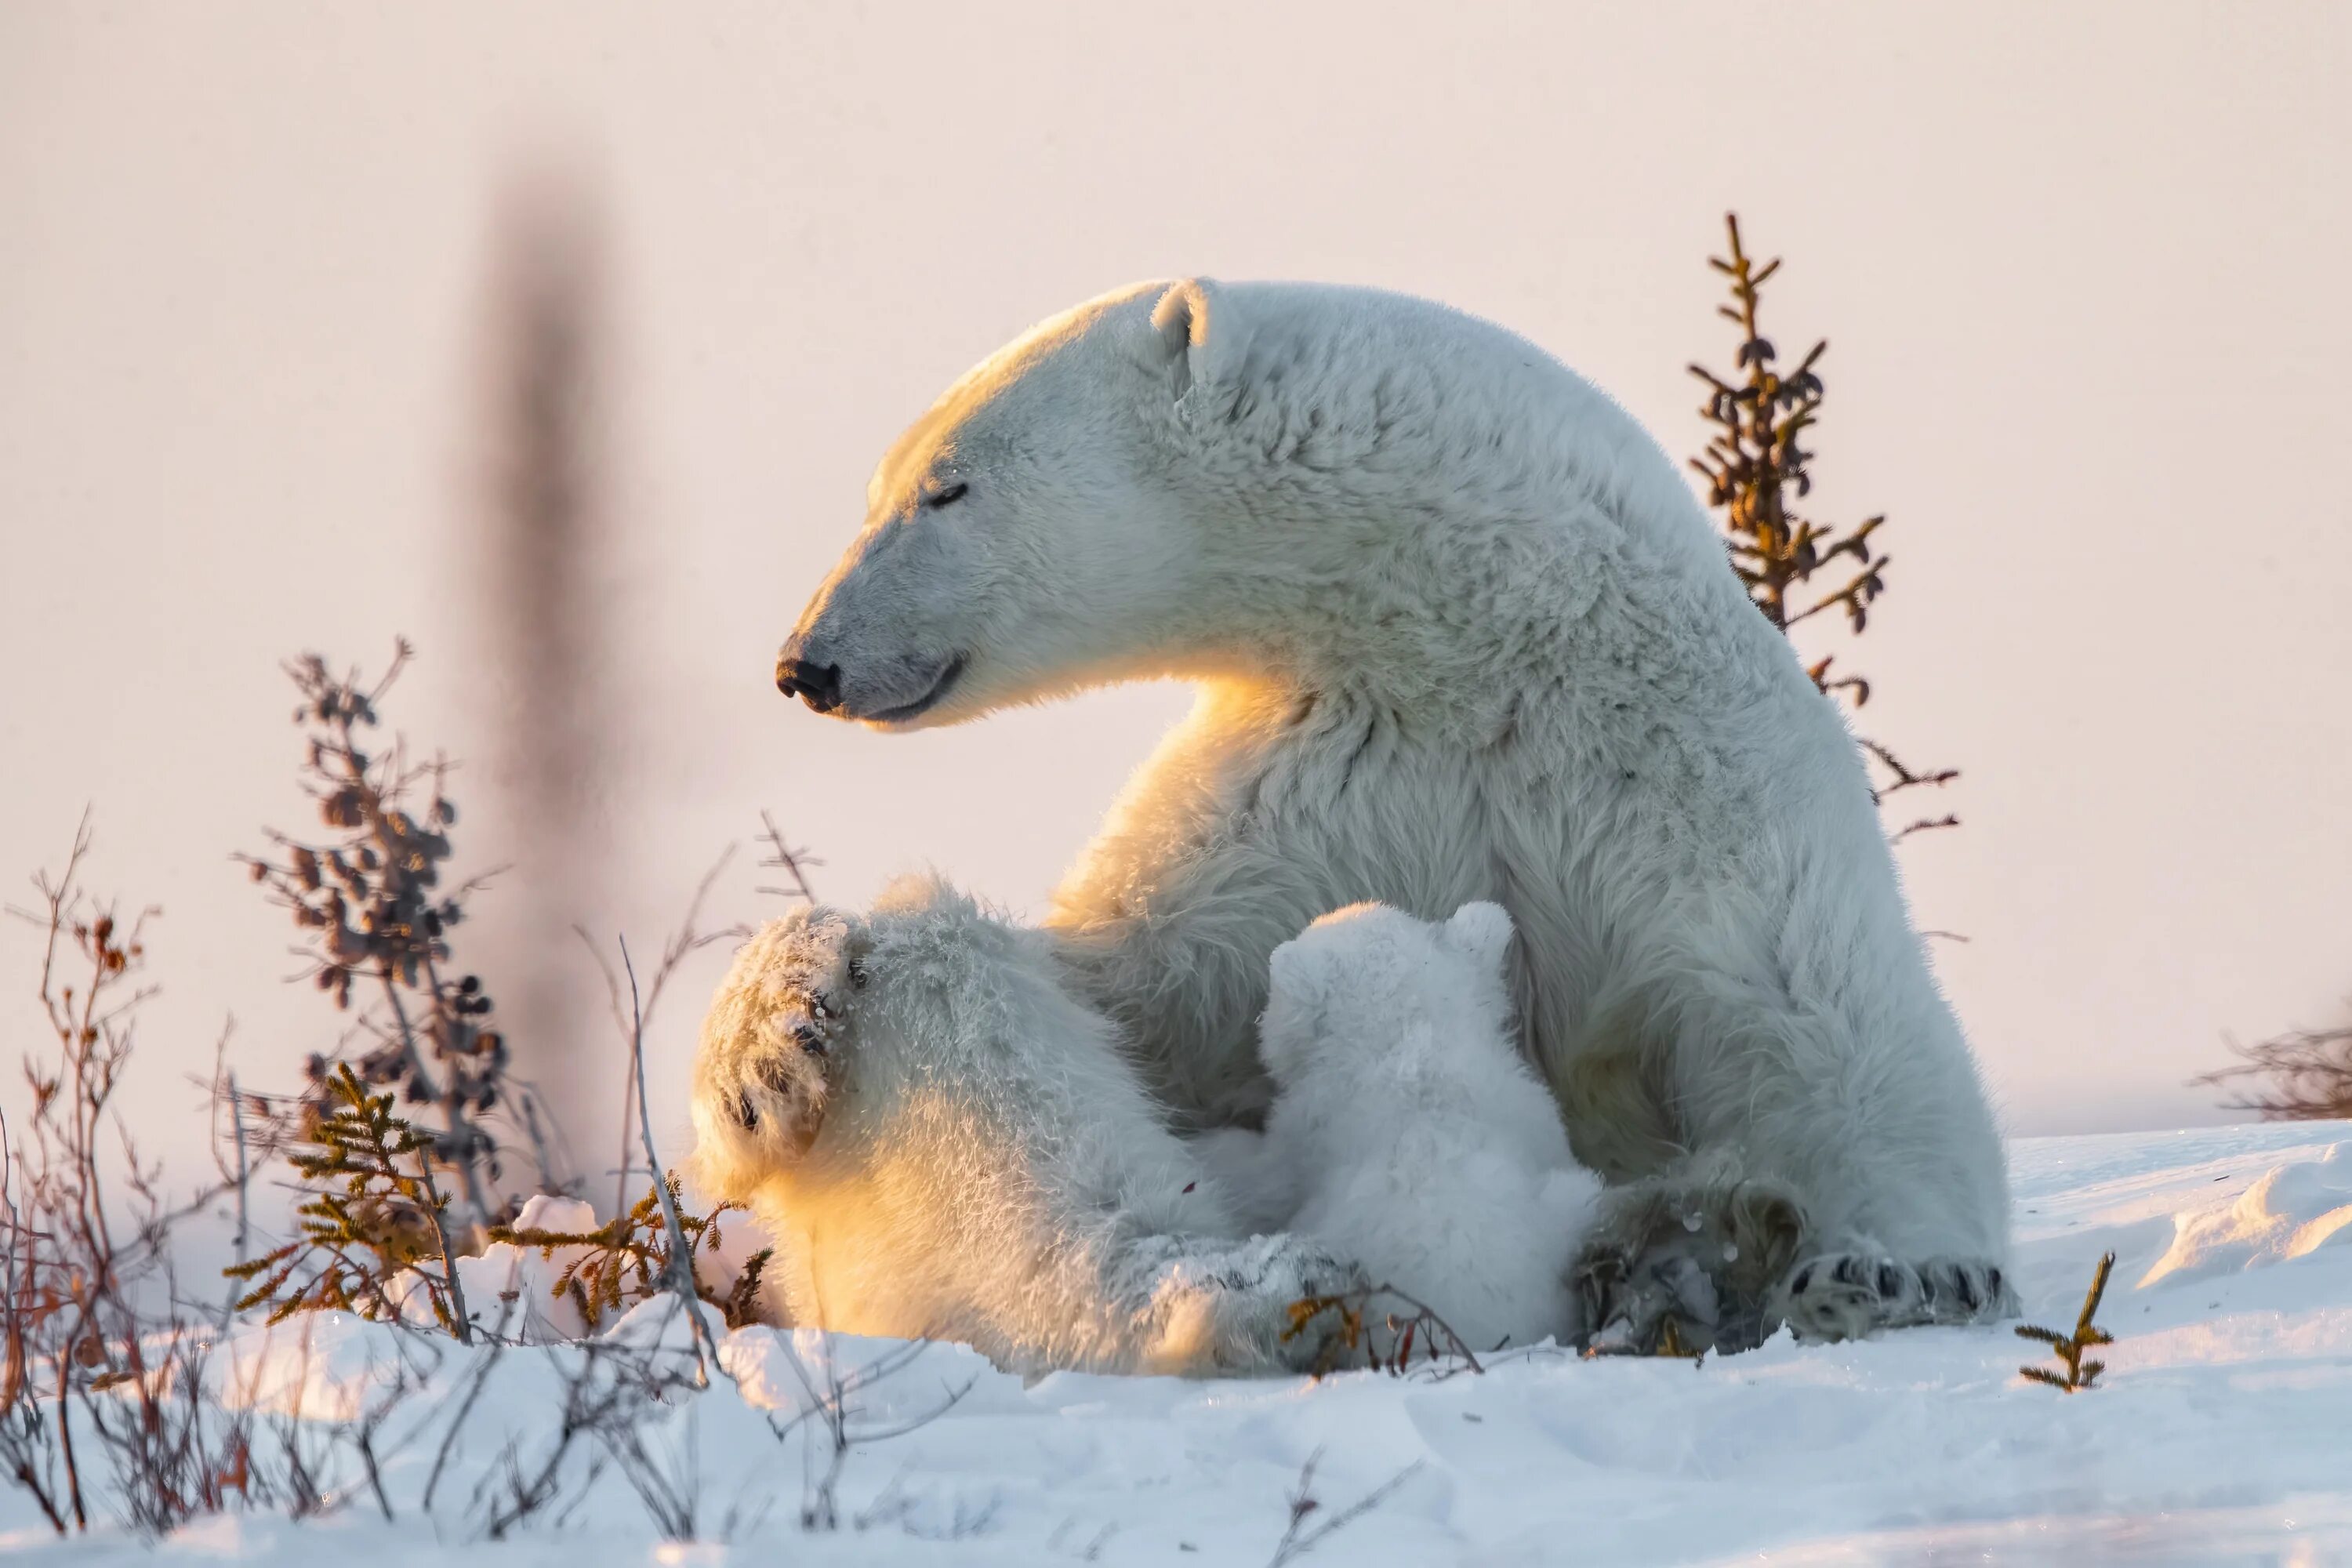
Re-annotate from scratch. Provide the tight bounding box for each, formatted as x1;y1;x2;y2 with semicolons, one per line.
690;874;1363;1378
1222;902;1603;1356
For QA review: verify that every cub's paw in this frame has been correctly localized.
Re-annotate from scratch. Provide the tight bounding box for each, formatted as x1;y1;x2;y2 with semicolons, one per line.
691;908;872;1179
1138;1235;1369;1377
1767;1253;2012;1341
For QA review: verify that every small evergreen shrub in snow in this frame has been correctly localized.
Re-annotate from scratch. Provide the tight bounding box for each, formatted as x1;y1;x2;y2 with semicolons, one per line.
2016;1250;2118;1392
224;1063;477;1339
1689;212;1960;844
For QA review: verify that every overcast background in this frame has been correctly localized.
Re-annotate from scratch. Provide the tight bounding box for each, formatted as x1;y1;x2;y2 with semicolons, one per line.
3;2;2347;1189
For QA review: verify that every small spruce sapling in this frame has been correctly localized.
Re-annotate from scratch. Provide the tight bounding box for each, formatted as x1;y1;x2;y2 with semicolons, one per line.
1689;212;1960;844
2016;1251;2117;1392
225;1063;475;1341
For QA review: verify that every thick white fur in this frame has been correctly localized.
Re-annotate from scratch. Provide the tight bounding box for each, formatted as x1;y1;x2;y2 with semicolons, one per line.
1250;902;1602;1354
771;278;2015;1341
689;876;1363;1377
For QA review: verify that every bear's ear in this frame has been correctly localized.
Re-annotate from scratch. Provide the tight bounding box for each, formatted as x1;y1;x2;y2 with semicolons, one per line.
1144;278;1248;404
1442;902;1515;974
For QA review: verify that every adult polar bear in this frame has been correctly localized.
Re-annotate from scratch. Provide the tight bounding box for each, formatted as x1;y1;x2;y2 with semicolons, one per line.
767;278;2013;1345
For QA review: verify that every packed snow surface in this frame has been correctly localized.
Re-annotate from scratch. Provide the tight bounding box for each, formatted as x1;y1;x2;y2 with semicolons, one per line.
9;1123;2350;1566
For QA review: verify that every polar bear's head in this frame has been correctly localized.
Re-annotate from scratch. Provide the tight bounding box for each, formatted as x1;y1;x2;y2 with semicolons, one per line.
773;279;1265;728
773;276;1703;729
1258;901;1516;1083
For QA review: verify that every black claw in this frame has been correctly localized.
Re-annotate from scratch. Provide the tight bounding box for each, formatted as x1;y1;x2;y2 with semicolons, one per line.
792;1022;826;1055
1877;1262;1904;1298
1791;1264;1814;1294
1955;1271;1983;1311
848;956;868;989
735;1091;759;1130
1832;1256;1865;1287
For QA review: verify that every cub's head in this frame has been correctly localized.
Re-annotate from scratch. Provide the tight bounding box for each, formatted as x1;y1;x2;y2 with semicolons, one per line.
774;279;1259;728
1259;901;1516;1081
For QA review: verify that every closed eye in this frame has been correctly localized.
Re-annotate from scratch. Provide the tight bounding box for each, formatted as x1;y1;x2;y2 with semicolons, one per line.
923;481;969;510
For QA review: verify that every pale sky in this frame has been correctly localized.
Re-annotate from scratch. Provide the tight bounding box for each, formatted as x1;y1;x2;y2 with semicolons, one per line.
2;2;2347;1184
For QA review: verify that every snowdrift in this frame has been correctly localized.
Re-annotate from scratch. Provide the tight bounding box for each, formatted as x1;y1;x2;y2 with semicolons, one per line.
8;1122;2349;1566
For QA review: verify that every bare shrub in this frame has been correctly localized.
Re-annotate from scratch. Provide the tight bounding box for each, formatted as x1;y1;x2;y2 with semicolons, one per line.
1265;1450;1422;1567
757;1323;975;1533
1281;1284;1491;1378
2195;1016;2352;1122
0;820;408;1537
1;818;237;1534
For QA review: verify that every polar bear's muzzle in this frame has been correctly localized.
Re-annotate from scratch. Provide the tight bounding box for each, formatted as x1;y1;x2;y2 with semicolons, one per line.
776;640;967;727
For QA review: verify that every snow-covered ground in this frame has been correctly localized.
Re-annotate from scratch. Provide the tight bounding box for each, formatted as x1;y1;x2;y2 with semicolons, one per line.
11;1122;2350;1566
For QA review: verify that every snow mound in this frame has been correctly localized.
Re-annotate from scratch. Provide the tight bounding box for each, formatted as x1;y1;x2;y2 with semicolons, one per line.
2139;1141;2352;1287
719;1327;1019;1419
11;1123;2351;1564
211;1311;400;1421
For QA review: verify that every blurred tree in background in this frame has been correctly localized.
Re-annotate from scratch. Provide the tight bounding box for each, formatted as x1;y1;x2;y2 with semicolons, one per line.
2198;1014;2352;1120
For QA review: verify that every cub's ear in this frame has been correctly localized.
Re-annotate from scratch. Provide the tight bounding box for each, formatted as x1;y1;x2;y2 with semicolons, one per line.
1265;933;1328;1008
1442;901;1515;973
1144;278;1248;403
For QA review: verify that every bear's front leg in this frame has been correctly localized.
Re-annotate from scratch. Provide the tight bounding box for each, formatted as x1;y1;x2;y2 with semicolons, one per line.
1573;1158;1807;1356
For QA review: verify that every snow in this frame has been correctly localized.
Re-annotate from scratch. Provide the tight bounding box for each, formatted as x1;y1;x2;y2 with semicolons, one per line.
9;1122;2351;1565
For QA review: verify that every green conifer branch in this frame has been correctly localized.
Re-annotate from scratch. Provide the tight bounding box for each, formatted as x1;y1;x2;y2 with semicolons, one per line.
2015;1251;2117;1392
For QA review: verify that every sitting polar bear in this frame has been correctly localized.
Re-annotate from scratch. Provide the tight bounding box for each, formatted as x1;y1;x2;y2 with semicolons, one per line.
764;278;2016;1346
691;883;1595;1373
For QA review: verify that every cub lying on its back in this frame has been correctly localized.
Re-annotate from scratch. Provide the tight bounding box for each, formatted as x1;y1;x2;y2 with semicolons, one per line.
688;874;1361;1377
1198;902;1602;1358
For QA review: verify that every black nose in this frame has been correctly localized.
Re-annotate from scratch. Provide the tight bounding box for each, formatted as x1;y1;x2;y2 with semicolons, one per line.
775;656;844;713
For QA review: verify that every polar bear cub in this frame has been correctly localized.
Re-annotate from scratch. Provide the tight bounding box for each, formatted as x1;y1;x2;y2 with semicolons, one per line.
689;874;1363;1377
1203;902;1602;1357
